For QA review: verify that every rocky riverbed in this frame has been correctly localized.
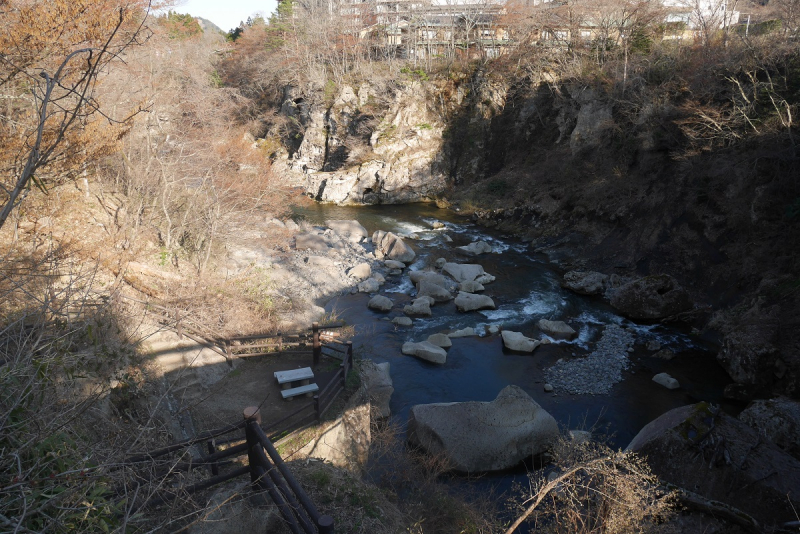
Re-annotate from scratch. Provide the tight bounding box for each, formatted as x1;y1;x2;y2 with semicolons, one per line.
544;325;635;395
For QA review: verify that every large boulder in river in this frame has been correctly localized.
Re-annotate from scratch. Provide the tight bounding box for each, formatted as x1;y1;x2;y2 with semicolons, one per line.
456;240;492;255
401;341;447;364
561;270;609;296
409;271;450;288
739;398;800;460
454;292;495;312
417;280;453;303
367;295;393;312
372;231;416;263
627;402;800;527
442;263;486;283
459;280;484;293
537;319;577;340
408;386;559;473
327;220;368;242
403;298;432;317
609;275;692;320
502;331;541;352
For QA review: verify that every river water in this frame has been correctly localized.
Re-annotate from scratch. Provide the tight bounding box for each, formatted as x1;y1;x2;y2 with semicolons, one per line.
293;201;741;518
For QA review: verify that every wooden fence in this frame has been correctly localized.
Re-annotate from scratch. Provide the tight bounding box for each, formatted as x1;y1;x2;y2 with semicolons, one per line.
120;322;356;531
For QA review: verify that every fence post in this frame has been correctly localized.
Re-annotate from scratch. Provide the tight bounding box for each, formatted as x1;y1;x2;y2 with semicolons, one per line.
342;341;353;388
317;515;335;534
312;322;320;367
225;340;233;368
175;309;183;339
207;439;219;476
243;407;261;488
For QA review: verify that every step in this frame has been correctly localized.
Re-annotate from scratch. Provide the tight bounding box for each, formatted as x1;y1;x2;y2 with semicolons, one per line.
280;383;319;400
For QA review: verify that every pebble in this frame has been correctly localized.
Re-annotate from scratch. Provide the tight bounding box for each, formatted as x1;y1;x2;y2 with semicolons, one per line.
544;325;635;395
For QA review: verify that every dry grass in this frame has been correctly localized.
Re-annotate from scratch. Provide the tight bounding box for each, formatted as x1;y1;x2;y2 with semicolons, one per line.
505;437;677;534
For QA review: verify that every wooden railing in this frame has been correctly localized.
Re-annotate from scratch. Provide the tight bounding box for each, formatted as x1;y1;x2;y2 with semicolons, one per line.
119;321;356;530
122;408;337;532
244;408;334;534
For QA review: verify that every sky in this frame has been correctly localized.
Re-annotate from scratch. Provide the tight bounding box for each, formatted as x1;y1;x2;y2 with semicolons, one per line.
173;0;278;32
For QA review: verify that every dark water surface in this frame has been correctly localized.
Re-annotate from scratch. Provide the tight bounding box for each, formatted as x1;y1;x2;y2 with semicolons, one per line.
293;202;741;521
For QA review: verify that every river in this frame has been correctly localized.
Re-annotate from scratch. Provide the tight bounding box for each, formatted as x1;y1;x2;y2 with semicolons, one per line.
293;201;742;521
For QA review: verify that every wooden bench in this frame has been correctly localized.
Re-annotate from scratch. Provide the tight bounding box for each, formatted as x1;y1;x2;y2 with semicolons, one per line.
280;382;319;400
275;367;317;401
274;367;314;385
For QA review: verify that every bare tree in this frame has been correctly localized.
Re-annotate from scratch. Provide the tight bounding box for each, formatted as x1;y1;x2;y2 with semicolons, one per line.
0;1;154;231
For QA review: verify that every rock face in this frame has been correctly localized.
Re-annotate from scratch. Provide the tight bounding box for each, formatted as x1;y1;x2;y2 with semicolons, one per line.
407;386;559;472
739;398;800;460
401;341;447;364
328;220;368;242
298;391;370;471
502;330;541;352
454;291;496;312
609;275;692;320
373;231;416;263
361;361;394;418
537;319;577;340
367;295;393;312
561;270;609;296
442;263;486;283
456;240;492;255
290;83;448;205
627;403;800;526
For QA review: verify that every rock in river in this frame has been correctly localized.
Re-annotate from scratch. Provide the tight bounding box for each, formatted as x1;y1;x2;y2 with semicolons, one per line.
502;330;541;352
456;240;493;255
417;280;453;303
367;295;393;312
561;270;609;296
609;274;692;320
401;341;447;364
537;319;577;340
652;372;680;390
408;385;559;472
373;231;416;263
459;280;484;293
426;333;452;348
403;298;432;317
357;278;380;293
442;262;486;283
454;291;495;312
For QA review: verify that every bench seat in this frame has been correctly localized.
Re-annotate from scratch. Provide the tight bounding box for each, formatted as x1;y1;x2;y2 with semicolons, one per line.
280;383;319;399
